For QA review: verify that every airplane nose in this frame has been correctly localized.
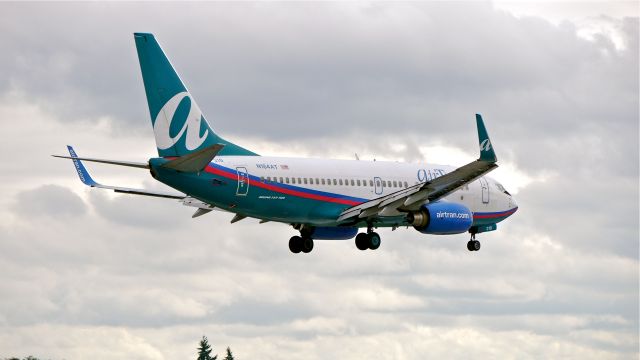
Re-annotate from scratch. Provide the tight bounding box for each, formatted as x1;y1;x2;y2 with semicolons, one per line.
509;195;517;209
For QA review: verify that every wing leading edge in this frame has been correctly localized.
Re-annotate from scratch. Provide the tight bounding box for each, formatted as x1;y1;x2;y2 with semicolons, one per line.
337;114;499;222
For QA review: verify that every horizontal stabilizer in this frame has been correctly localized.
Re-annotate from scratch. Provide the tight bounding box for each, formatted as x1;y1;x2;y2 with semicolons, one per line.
52;153;149;169
161;144;224;172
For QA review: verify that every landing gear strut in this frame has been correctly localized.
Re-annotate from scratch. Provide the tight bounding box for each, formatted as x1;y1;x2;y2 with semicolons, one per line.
467;233;481;251
289;235;314;254
355;225;381;251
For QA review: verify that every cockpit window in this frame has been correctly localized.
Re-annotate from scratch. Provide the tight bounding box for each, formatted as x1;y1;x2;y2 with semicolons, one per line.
496;183;511;196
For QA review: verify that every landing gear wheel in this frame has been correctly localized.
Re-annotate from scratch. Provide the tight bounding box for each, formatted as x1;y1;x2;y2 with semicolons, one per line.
289;236;302;253
472;240;481;251
467;239;481;251
368;232;381;250
355;233;369;251
301;237;314;253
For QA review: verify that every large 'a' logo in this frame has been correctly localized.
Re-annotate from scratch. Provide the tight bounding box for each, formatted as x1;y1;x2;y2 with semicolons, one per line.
480;139;492;152
153;92;209;151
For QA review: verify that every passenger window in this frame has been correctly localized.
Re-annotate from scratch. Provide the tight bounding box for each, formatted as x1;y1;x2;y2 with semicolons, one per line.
357;179;361;186
304;178;308;184
333;179;337;185
286;177;290;184
279;177;283;183
260;176;265;182
321;179;325;185
404;181;408;188
350;179;355;186
315;178;319;184
369;180;373;186
291;178;296;184
339;179;343;185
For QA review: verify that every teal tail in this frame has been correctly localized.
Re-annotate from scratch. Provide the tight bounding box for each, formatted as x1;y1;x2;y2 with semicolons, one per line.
134;33;258;157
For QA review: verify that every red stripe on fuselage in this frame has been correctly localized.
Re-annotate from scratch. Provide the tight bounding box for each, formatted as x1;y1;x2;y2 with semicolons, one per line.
473;207;518;219
203;165;362;206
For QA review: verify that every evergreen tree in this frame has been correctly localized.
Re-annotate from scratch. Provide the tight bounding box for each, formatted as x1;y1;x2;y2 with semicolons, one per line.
223;347;234;360
197;336;217;360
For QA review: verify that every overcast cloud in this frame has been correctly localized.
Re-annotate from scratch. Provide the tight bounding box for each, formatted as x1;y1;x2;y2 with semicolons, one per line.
0;2;638;359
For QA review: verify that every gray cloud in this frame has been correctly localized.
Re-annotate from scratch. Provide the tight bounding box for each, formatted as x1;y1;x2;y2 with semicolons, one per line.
12;184;86;218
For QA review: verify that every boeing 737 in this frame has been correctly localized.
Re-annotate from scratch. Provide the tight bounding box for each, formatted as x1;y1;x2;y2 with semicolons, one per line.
55;33;518;254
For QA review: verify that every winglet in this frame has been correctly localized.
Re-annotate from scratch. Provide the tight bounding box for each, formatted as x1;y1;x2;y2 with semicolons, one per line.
475;114;497;163
67;145;99;186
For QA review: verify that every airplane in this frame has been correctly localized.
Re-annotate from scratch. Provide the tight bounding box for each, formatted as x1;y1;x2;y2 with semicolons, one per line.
54;33;518;254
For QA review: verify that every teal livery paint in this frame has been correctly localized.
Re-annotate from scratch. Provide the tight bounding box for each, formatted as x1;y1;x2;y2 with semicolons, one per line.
134;33;258;158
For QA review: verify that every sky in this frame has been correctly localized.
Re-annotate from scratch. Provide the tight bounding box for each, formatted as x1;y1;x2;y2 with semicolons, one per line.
0;2;638;359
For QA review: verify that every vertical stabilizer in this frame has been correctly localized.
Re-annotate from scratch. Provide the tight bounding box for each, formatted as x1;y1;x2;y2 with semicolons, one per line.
475;114;497;162
134;33;257;157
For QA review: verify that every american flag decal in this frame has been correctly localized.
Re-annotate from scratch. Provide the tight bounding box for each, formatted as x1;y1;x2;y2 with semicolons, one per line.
280;165;289;170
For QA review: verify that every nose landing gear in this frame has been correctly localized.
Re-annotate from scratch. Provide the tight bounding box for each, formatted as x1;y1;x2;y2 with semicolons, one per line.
467;233;481;251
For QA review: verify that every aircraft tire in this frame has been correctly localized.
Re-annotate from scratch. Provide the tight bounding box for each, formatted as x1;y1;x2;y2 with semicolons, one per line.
289;236;303;253
467;240;481;251
473;240;481;251
355;233;369;251
301;237;314;253
368;232;381;250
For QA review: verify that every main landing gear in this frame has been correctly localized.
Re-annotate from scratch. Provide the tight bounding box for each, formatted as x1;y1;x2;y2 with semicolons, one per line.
467;233;481;251
289;235;314;254
355;225;381;251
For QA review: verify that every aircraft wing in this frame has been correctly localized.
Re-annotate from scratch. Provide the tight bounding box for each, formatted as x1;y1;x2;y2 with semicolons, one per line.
337;114;498;222
56;146;233;218
59;145;186;199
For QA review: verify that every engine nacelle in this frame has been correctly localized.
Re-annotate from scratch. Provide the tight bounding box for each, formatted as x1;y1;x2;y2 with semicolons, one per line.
310;226;359;240
407;202;473;235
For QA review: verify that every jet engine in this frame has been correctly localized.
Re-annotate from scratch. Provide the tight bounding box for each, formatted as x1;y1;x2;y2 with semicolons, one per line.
407;202;473;235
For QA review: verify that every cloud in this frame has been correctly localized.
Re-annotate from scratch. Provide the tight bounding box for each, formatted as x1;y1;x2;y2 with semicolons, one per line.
12;184;86;218
0;2;637;360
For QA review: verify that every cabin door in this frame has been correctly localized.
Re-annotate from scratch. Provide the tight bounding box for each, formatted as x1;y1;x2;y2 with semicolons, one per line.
236;167;249;196
479;177;490;204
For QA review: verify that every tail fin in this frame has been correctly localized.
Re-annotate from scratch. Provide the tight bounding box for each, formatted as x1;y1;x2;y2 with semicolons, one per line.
475;114;497;163
134;33;257;157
